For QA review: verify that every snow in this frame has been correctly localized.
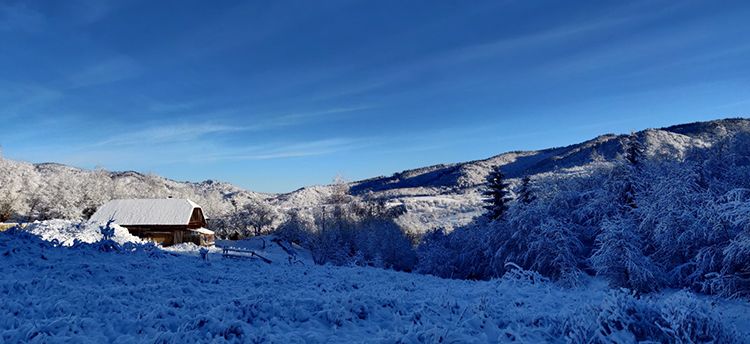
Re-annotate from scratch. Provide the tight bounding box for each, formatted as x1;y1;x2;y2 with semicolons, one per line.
1;230;747;343
189;227;214;235
395;193;485;233
162;242;222;255
216;236;314;265
23;219;143;246
90;199;202;226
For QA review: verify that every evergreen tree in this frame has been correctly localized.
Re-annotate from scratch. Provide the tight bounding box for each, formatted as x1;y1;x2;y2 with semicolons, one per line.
415;228;454;277
482;166;510;220
518;175;535;204
620;132;643;210
625;131;644;167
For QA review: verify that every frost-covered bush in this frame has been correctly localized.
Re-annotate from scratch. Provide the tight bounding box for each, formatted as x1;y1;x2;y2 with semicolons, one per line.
307;216;417;271
226;198;279;238
522;218;584;285
415;228;454;277
712;231;750;298
84;220;121;252
284;185;419;272
658;291;741;343
353;219;417;271
273;210;315;246
415;224;491;279
445;224;491;280
308;223;353;266
590;216;663;293
560;290;740;343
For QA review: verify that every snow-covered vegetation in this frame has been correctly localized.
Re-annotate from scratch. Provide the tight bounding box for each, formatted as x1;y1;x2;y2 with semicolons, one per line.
3;119;750;237
24;219;142;246
1;228;746;343
416;131;750;299
273;180;418;271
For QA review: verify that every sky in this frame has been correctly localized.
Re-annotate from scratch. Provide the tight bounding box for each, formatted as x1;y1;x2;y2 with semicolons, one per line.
1;0;750;193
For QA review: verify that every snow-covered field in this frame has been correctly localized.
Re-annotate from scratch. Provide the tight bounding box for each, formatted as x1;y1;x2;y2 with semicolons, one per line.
1;228;747;343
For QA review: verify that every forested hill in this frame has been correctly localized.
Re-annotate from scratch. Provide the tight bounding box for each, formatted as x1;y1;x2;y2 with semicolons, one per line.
1;117;749;231
348;118;750;193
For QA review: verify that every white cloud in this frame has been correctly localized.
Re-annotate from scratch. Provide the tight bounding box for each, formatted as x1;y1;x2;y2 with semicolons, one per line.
87;106;370;149
199;138;367;162
93;123;248;147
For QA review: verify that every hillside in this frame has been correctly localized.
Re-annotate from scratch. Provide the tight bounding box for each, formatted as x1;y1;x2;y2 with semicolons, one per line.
1;229;746;342
276;118;750;231
2;118;749;232
0;159;265;222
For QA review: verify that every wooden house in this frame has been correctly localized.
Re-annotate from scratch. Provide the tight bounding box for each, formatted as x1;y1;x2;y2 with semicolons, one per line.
90;199;215;246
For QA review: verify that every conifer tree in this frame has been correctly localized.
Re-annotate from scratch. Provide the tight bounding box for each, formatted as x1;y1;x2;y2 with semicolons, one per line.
518;175;535;204
621;132;643;210
625;131;644;168
483;166;510;220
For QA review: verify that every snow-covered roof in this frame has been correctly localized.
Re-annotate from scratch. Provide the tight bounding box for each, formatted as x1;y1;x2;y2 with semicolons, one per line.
90;199;203;226
189;228;214;235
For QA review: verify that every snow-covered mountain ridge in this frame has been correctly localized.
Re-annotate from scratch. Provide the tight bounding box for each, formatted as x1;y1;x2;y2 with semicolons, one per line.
280;117;750;230
1;118;748;231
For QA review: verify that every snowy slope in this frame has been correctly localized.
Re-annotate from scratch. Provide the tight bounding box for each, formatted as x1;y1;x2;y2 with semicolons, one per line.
0;230;746;343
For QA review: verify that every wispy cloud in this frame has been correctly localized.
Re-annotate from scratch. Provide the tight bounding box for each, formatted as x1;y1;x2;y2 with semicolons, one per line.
260;106;373;127
92;123;250;147
68;55;142;88
197;138;367;162
46;137;369;169
296;9;652;104
89;105;371;148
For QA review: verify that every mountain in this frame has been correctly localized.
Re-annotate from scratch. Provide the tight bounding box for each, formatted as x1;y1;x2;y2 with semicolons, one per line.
274;117;749;231
2;118;748;232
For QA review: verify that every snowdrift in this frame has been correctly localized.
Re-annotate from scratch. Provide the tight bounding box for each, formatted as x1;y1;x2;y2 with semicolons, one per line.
23;219;143;246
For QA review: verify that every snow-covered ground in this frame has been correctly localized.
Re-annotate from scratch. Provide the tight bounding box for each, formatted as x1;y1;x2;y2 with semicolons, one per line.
215;236;314;265
1;229;747;343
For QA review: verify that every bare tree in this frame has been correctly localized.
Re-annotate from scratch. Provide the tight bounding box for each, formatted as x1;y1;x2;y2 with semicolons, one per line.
230;198;279;237
26;192;45;222
328;175;352;205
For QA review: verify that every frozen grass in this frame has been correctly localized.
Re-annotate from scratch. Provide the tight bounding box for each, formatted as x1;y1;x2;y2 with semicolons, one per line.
0;230;746;343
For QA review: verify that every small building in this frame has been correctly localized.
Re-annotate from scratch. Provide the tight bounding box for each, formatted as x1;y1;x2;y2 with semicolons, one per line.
90;199;215;246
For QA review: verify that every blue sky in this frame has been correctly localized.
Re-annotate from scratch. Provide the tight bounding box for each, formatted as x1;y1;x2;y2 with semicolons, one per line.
1;0;749;193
